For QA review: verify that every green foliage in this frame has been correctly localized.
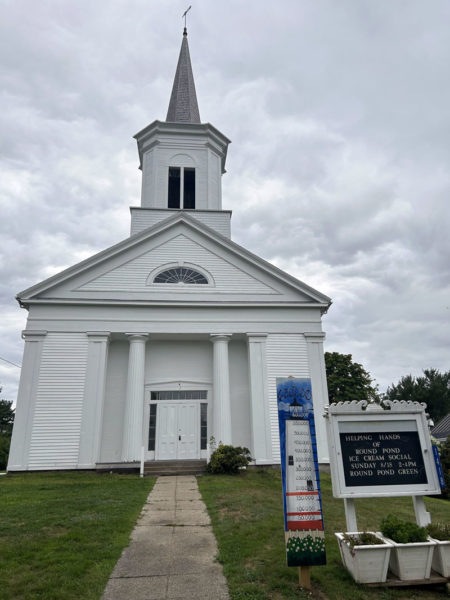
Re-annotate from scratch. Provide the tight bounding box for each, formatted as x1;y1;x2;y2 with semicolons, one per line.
325;352;379;404
426;521;450;541
0;390;14;470
438;436;450;499
384;369;450;422
380;514;428;543
0;397;14;435
343;532;384;547
206;444;252;474
0;435;12;471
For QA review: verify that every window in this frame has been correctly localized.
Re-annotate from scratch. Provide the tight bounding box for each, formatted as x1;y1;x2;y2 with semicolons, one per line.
151;390;208;401
200;403;208;450
153;267;208;285
168;167;181;208
183;168;195;209
148;404;157;451
167;166;195;209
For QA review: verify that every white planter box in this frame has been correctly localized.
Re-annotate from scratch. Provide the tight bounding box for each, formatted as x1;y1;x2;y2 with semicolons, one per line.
335;532;393;584
381;535;434;581
429;537;450;577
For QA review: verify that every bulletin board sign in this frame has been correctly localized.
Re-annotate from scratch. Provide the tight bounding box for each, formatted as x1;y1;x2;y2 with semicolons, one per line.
276;378;326;567
325;400;442;498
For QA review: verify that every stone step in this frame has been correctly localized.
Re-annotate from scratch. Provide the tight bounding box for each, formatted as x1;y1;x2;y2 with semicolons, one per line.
143;460;207;477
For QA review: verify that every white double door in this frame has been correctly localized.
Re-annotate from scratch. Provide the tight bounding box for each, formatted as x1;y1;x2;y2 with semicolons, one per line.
156;402;199;460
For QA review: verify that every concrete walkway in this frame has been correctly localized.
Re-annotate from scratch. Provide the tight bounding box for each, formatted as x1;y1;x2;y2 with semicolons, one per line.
102;475;230;600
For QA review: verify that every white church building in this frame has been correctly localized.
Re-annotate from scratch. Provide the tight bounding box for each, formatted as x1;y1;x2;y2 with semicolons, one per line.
8;29;331;473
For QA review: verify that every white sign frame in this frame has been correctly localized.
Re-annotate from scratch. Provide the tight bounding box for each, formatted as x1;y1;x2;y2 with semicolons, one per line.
325;400;441;498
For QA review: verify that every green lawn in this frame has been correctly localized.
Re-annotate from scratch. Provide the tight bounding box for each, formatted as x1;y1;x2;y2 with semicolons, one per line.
0;471;154;600
198;469;450;600
1;469;448;600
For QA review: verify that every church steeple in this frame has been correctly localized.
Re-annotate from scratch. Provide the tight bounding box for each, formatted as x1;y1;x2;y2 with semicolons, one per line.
166;28;201;124
132;26;231;237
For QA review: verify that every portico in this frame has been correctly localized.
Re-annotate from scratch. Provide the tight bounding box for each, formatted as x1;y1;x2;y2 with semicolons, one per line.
97;330;267;465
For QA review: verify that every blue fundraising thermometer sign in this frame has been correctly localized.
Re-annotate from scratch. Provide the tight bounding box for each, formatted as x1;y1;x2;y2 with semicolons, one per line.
277;378;326;567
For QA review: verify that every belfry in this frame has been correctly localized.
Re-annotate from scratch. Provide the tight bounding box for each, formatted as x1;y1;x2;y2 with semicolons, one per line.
8;29;331;473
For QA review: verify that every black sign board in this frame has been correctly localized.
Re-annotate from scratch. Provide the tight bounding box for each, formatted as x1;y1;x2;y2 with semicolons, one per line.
339;431;427;487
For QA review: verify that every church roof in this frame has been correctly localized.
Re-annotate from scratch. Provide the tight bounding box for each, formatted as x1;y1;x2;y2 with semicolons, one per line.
166;28;201;124
431;413;450;440
16;212;332;311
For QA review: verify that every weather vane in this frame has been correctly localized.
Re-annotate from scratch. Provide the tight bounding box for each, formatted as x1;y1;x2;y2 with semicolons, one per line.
182;5;191;30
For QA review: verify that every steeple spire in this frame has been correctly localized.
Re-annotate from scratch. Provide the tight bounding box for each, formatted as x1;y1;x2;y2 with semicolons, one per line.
166;28;201;124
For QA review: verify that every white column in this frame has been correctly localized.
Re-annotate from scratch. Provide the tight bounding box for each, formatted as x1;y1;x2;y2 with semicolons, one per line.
304;332;330;463
210;334;232;445
7;330;47;471
122;334;148;462
247;334;272;464
78;332;110;468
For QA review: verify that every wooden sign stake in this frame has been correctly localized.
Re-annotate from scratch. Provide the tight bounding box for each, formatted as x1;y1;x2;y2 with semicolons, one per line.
298;566;311;590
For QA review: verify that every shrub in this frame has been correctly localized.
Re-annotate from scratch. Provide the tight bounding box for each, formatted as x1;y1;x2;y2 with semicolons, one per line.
438;437;450;499
206;444;252;474
427;522;450;541
0;434;11;470
380;514;428;543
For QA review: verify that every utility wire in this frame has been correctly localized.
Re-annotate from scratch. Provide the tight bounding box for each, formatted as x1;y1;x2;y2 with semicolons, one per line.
0;356;21;369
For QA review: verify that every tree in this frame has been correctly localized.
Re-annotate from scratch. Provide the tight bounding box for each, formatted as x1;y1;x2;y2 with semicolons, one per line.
0;389;14;470
438;437;450;500
384;369;450;423
325;352;379;404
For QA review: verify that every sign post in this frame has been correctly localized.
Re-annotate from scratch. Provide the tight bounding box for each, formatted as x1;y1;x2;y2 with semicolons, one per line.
276;377;326;585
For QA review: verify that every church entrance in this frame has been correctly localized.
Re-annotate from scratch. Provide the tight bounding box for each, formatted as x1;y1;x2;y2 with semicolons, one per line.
146;390;208;461
156;402;197;459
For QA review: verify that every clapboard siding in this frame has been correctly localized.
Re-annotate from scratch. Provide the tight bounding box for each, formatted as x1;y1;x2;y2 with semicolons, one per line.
28;333;88;469
266;334;310;462
130;209;231;238
80;234;276;294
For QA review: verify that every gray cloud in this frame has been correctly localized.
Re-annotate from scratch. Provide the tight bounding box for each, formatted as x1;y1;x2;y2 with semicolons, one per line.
1;0;449;402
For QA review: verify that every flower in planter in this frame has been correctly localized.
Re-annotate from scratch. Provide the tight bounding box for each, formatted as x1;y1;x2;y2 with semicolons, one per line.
380;514;435;581
380;514;428;543
427;522;450;541
427;522;450;577
343;532;385;557
335;532;392;583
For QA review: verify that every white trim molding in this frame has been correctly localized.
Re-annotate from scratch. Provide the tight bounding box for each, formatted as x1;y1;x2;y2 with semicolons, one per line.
78;332;110;468
7;330;47;471
247;333;272;463
304;331;329;463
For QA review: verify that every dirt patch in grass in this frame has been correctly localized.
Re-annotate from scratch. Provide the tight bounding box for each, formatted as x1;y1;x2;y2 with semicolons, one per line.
42;526;69;537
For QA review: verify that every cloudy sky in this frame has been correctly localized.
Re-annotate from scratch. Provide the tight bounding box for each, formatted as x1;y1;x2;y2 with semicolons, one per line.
1;0;449;402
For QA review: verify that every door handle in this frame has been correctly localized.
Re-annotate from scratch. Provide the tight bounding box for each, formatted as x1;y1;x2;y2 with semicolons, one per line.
179;435;181;441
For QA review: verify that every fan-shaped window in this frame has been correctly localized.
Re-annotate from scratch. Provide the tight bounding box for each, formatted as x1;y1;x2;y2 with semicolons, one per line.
154;267;208;284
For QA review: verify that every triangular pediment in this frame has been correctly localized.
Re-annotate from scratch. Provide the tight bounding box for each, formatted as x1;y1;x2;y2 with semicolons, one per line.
75;233;279;296
18;213;331;309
